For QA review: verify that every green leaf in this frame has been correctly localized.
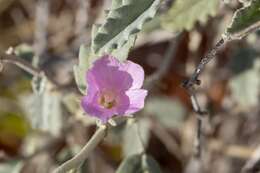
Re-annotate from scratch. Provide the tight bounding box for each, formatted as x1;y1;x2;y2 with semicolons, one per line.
92;0;160;54
73;45;91;94
111;35;137;61
161;0;219;32
74;0;158;93
226;0;260;39
116;154;163;173
144;97;186;128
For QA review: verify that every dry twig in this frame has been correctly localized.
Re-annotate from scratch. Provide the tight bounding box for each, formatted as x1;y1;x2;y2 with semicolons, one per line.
182;38;227;157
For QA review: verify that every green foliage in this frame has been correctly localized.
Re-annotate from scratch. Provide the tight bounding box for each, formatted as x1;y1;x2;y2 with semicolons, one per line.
74;0;160;94
116;154;163;173
145;97;186;128
226;0;260;39
92;0;160;54
229;49;260;108
161;0;219;32
73;45;91;94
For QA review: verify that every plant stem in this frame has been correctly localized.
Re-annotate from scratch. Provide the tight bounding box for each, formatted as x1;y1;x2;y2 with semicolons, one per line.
53;125;107;173
182;37;227;158
0;53;42;77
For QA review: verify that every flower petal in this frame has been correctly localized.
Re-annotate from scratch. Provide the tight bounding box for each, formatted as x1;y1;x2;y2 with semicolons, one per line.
81;93;116;123
123;89;148;115
123;60;145;89
87;55;133;91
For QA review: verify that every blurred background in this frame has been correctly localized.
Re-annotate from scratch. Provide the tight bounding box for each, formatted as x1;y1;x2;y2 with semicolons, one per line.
0;0;260;172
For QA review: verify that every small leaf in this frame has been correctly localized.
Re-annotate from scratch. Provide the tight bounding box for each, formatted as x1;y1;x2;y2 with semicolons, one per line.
74;45;91;94
92;0;160;53
226;0;260;39
161;0;219;32
116;154;163;173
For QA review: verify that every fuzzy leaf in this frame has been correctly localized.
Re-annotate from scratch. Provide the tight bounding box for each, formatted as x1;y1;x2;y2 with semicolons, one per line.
111;35;137;61
74;36;136;94
161;0;219;32
116;154;163;173
74;0;154;93
226;0;260;39
73;45;91;94
92;0;160;54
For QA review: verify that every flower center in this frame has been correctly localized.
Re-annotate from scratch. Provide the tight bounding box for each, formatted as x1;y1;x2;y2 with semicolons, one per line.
98;91;117;109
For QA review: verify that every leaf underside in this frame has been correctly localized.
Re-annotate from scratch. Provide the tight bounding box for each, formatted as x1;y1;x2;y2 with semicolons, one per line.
92;0;160;54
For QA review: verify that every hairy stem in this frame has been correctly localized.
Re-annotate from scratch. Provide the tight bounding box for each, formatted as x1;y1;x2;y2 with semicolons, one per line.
53;125;107;173
182;37;227;158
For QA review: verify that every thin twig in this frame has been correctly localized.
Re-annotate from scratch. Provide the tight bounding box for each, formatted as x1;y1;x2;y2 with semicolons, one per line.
182;38;225;88
53;125;107;173
0;53;62;88
0;53;42;77
182;37;227;158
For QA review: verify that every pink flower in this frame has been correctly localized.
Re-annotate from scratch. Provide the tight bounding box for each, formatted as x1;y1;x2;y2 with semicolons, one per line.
81;55;148;123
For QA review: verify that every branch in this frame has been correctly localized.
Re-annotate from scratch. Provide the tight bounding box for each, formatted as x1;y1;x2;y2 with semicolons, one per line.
182;38;225;88
52;125;107;173
0;52;62;88
182;37;227;158
0;53;42;77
